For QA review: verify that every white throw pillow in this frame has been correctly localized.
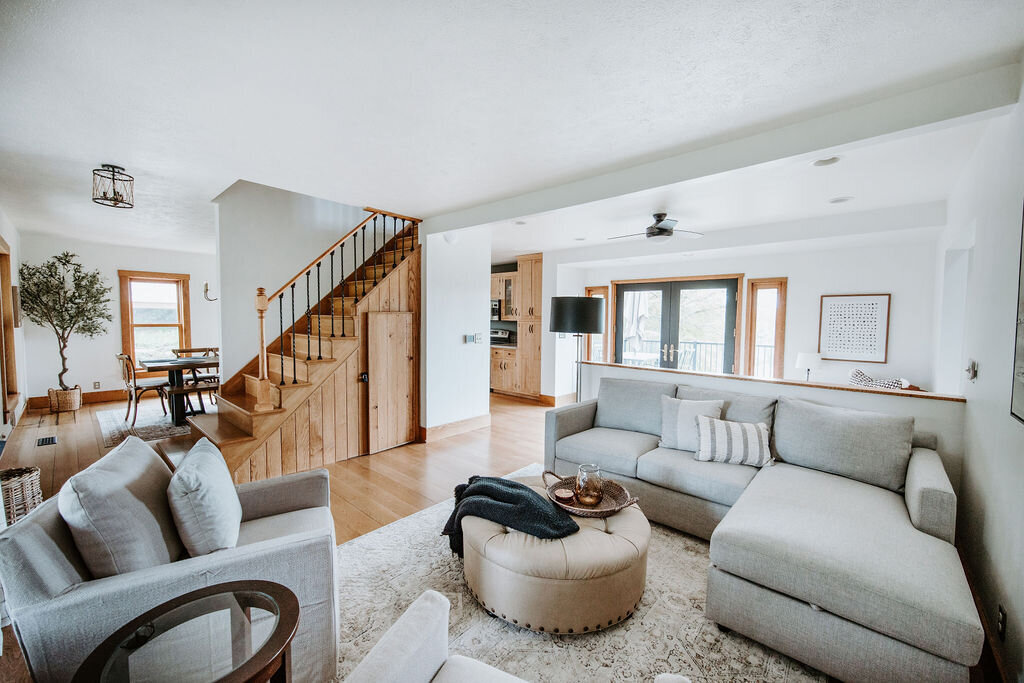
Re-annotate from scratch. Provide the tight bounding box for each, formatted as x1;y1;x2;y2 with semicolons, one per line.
659;396;724;452
695;414;772;467
167;438;242;557
58;436;184;578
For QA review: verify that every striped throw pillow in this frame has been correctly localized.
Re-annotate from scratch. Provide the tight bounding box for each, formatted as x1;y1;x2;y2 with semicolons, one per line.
695;415;772;467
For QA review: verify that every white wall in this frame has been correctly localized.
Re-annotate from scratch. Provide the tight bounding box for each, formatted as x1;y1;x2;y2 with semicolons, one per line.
19;233;220;397
214;181;373;380
577;236;939;388
0;207;27;425
942;86;1024;679
422;228;491;428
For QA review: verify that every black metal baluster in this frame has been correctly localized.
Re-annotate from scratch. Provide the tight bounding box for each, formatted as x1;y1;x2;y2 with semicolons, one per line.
392;217;398;267
341;241;347;334
290;284;297;384
400;219;406;261
316;262;323;360
330;249;336;337
305;271;311;361
372;216;379;286
361;225;367;298
278;293;285;385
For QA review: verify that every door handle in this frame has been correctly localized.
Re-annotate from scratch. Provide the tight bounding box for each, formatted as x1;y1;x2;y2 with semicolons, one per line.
670;344;676;362
662;344;668;361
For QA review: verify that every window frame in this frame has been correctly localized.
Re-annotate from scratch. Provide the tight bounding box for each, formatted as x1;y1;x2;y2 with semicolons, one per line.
118;270;191;376
744;277;788;378
584;285;610;362
610;273;744;373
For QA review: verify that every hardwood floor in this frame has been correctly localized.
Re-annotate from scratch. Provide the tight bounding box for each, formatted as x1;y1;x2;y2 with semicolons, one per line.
0;392;546;680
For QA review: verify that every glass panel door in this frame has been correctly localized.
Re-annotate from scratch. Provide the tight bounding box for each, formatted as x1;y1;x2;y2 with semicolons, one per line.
616;283;670;368
616;278;738;372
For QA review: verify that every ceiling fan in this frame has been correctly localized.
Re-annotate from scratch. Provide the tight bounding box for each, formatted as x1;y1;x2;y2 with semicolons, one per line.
607;213;704;242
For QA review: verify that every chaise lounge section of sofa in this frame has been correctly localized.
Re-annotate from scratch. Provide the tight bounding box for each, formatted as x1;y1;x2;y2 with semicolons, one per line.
545;377;983;681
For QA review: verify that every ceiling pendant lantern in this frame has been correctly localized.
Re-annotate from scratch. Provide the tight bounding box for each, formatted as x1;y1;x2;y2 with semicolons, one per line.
91;164;134;208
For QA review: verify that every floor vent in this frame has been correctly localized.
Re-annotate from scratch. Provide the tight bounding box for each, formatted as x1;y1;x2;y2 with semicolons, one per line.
37;436;57;446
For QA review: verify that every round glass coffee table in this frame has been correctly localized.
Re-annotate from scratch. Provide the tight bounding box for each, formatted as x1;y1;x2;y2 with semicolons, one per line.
72;580;299;683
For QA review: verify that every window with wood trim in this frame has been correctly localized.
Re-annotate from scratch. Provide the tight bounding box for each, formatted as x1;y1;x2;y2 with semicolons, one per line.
119;271;191;370
612;275;743;374
584;285;610;362
745;277;787;378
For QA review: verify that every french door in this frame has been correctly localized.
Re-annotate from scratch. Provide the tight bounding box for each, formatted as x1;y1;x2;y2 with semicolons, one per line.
615;278;739;373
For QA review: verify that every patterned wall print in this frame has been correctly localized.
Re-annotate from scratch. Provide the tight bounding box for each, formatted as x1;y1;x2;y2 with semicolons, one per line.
818;293;891;363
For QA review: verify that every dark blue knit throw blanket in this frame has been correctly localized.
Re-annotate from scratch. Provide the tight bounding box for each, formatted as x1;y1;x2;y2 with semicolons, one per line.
441;476;579;557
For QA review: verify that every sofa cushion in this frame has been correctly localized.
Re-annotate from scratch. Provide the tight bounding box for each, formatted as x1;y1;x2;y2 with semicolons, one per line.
773;397;913;491
675;386;777;427
556;427;659;477
57;436;184;578
594;378;676;436
434;655;527;683
659;395;723;451
167;438;243;557
636;447;757;506
710;464;983;666
696;415;772;467
237;507;334;546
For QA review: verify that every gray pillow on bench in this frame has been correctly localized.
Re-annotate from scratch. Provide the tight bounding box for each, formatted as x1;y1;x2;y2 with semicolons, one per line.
773;397;914;492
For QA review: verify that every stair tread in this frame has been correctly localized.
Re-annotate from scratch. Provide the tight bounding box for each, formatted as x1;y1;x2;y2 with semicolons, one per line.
246;372;312;388
188;413;254;445
152;434;197;470
218;391;285;415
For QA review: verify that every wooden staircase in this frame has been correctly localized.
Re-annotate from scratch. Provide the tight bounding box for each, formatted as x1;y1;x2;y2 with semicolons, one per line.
155;210;421;483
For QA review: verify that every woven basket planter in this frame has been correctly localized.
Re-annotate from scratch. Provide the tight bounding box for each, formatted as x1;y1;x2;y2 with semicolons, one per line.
47;385;82;413
1;466;43;525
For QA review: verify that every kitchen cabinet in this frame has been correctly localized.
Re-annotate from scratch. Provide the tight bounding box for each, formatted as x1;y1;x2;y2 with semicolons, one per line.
490;273;502;300
490;348;518;393
517;320;541;396
517;255;543;320
503;273;520;320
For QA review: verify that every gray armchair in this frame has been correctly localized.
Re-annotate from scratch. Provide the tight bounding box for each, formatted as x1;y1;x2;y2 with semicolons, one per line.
0;469;337;682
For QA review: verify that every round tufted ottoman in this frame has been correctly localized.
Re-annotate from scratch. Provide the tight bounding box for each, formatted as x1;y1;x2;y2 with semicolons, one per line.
461;479;650;634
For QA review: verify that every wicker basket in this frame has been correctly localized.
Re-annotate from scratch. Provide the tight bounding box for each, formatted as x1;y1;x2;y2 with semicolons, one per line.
1;467;43;525
48;385;82;413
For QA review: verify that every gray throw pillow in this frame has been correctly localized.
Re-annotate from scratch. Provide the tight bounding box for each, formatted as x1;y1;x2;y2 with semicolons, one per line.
659;395;724;452
167;438;243;557
773;397;914;491
58;436;184;578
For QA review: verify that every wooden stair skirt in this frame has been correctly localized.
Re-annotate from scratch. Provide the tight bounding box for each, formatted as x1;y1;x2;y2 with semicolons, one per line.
157;210;421;484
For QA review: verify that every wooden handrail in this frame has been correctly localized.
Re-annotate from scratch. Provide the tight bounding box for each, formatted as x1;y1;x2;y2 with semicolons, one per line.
268;211;380;300
363;206;422;224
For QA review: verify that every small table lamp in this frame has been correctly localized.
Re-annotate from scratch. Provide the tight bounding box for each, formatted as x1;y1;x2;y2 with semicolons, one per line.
795;352;821;382
550;296;605;401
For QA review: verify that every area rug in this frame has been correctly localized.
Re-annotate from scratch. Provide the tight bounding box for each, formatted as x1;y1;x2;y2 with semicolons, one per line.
334;464;825;682
96;404;193;447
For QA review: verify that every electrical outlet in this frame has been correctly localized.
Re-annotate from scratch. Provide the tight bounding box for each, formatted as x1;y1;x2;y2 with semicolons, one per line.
997;605;1006;641
92;381;101;390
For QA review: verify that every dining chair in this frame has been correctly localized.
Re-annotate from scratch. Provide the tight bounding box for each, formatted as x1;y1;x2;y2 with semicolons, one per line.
116;354;169;426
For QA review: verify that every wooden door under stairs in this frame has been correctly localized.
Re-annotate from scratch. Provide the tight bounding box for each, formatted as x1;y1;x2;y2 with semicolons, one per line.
368;312;416;453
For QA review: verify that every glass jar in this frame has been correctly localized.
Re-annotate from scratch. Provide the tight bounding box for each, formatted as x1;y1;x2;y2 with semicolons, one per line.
574;463;604;506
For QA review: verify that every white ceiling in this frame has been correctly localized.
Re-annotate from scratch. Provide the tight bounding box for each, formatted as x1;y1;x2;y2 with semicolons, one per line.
1;2;1023;252
488;118;990;262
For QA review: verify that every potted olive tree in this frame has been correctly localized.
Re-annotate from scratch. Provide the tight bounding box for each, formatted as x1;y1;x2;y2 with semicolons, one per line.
19;252;112;413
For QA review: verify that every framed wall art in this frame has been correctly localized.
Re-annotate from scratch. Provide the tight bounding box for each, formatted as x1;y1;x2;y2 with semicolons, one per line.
818;293;891;363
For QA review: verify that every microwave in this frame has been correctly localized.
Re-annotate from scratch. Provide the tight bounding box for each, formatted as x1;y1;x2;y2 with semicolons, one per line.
490;299;501;321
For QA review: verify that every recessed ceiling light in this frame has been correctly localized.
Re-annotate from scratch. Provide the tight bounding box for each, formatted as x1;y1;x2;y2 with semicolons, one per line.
829;196;854;204
574;237;586;241
514;220;527;225
813;156;840;167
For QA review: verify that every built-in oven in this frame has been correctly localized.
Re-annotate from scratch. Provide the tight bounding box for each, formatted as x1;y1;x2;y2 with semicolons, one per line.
490;299;501;321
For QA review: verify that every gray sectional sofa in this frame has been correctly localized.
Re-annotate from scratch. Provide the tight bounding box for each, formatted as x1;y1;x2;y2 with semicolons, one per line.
545;377;983;682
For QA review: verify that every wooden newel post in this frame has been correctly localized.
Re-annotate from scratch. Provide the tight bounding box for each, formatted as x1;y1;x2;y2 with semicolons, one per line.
254;287;274;412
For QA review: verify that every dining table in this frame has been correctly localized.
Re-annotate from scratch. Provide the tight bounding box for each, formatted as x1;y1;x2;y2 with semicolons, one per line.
139;356;221;426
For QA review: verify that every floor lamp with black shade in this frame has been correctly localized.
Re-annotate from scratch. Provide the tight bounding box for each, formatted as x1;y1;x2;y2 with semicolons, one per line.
549;296;605;401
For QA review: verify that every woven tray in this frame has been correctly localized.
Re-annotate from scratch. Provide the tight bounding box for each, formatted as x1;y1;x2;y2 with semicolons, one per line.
542;470;638;518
